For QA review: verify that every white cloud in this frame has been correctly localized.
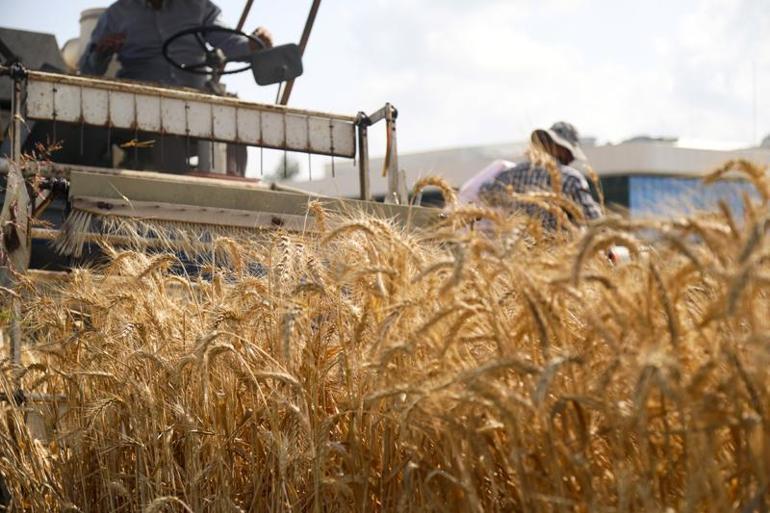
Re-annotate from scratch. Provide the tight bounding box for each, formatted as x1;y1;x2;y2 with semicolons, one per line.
5;0;769;160
664;0;769;143
335;0;770;153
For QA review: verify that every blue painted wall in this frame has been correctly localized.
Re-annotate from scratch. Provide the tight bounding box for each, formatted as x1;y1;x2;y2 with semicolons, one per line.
628;176;759;218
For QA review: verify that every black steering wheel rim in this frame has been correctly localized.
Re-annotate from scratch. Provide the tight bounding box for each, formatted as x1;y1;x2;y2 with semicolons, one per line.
162;25;265;76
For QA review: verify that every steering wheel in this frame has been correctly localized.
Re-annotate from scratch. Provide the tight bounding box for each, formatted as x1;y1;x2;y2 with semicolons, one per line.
162;25;265;76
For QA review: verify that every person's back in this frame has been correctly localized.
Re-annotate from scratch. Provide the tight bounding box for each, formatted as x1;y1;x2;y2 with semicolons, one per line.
476;158;602;227
459;122;602;229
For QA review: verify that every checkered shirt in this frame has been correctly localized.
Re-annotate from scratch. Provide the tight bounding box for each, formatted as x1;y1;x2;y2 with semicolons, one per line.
477;161;603;226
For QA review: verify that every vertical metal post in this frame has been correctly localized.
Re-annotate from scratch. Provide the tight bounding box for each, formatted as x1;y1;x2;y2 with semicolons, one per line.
236;0;256;32
10;73;21;163
384;105;405;204
278;0;322;106
356;113;370;201
8;73;24;370
9;303;20;371
198;140;211;172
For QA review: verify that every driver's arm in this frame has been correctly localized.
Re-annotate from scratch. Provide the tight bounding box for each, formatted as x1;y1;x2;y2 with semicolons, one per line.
201;1;271;60
78;9;123;76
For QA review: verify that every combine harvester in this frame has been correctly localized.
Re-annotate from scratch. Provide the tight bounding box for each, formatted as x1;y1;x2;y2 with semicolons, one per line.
0;3;437;409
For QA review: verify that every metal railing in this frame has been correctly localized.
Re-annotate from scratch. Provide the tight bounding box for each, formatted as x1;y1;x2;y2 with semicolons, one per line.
4;69;405;203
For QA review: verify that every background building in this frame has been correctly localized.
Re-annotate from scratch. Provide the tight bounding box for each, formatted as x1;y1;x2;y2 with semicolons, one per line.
294;138;770;218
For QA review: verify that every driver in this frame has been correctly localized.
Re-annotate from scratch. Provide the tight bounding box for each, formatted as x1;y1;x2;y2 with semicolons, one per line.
77;0;272;174
79;0;273;90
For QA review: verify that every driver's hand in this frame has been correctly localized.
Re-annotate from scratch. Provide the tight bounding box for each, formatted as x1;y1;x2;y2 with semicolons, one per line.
251;27;273;49
95;33;126;54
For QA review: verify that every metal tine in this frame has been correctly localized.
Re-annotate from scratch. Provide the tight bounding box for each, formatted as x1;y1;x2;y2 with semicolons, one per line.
283;112;288;179
52;85;57;145
158;92;163;170
133;127;139;169
183;98;189;171
106;90;112;164
306;115;312;181
328;118;335;178
259;111;264;176
133;94;138;168
185;100;190;171
79;86;84;157
210;102;215;173
18;94;32;151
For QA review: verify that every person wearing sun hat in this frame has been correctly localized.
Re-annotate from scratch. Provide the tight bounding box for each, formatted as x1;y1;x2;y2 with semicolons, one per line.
459;121;603;227
531;121;588;163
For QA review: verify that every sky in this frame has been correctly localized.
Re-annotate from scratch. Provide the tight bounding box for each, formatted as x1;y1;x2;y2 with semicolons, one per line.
2;0;769;176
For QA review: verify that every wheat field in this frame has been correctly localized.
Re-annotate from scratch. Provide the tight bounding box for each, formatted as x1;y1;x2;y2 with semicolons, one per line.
0;161;769;512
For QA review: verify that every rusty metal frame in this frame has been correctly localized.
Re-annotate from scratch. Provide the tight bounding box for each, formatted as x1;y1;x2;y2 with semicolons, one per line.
0;63;31;372
8;66;23;370
23;70;403;204
4;70;412;214
24;71;357;159
26;71;356;123
356;116;370;201
355;103;404;204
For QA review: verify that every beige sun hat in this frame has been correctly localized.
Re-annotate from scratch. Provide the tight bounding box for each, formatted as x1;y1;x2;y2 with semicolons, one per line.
531;121;587;163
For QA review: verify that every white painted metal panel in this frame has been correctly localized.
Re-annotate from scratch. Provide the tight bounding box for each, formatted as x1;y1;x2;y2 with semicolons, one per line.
261;111;285;148
161;98;186;135
236;108;260;144
332;120;355;157
81;88;109;126
186;101;212;138
136;95;161;132
26;80;54;120
53;84;81;122
24;74;358;158
286;114;309;150
308;117;332;154
212;105;236;141
110;92;135;129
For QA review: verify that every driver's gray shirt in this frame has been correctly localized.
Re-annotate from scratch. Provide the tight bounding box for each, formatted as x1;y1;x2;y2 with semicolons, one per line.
79;0;253;89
